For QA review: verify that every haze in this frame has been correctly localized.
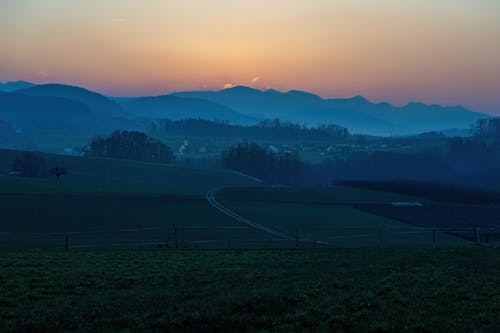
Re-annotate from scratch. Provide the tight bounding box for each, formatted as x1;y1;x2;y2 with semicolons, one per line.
1;0;499;113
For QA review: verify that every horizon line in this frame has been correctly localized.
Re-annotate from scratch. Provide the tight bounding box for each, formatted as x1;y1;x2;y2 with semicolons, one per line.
1;79;487;114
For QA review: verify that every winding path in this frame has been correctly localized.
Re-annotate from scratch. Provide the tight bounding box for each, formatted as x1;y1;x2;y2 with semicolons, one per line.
205;187;294;240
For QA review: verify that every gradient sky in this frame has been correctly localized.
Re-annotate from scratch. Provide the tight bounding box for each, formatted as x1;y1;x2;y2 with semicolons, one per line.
0;0;499;113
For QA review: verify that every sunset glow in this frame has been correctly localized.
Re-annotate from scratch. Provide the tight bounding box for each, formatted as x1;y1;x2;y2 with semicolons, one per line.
1;0;499;112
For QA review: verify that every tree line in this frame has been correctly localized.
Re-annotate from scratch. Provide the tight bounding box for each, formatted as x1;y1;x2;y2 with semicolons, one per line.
10;116;500;187
148;118;349;141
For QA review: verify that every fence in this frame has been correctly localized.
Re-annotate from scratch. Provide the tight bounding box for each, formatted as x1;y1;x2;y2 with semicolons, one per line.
1;225;498;250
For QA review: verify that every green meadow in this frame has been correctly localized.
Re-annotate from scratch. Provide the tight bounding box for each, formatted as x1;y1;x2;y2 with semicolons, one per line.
1;247;499;332
0;148;258;196
0;151;498;332
0;149;476;249
218;187;467;246
0;149;268;249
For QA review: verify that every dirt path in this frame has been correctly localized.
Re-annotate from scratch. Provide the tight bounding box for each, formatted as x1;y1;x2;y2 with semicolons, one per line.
205;187;294;240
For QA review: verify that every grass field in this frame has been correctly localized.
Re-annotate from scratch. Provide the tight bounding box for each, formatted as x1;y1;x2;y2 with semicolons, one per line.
1;247;499;332
0;149;270;249
0;192;273;249
358;204;500;243
0;148;259;195
218;187;467;246
0;149;485;249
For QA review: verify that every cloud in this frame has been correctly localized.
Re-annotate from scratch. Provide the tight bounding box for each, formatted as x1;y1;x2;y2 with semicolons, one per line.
251;76;260;83
223;83;234;89
35;70;49;79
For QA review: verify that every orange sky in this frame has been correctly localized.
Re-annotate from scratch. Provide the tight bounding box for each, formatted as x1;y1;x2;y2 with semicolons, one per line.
0;0;499;113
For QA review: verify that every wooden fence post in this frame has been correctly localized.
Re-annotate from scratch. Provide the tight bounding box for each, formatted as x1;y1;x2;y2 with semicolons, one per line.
473;226;480;244
174;227;178;249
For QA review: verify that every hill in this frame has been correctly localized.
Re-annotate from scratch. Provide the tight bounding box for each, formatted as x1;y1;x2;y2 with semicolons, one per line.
0;91;92;129
0;148;259;195
1;82;488;135
17;84;125;117
174;86;325;119
0;80;36;92
119;94;257;124
0;148;263;249
174;86;487;135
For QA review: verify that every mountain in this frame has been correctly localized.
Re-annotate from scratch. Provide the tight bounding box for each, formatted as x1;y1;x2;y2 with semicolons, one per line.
119;94;258;124
0;91;92;129
0;81;36;92
174;86;488;134
17;84;125;117
174;86;325;118
289;107;393;135
1;81;488;135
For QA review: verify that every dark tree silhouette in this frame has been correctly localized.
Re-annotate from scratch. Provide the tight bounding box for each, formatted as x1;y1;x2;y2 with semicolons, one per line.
151;118;349;141
222;142;304;185
471;118;500;138
11;153;48;178
49;166;67;180
85;130;174;164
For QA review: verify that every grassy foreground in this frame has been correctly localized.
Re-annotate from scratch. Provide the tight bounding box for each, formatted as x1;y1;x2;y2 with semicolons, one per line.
1;247;499;332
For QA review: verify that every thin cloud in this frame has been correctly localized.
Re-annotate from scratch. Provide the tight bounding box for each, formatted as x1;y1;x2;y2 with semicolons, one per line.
223;83;234;89
251;76;260;83
35;70;49;79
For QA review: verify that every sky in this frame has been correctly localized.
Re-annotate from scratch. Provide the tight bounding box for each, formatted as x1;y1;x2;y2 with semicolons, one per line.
0;0;499;113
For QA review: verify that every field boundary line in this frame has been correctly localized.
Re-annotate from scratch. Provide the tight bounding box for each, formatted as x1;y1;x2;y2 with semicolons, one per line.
229;171;263;183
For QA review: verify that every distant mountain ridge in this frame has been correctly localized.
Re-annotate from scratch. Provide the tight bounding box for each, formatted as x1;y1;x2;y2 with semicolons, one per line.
0;81;36;92
0;81;489;135
17;84;125;117
0;90;92;128
118;94;258;124
174;86;488;134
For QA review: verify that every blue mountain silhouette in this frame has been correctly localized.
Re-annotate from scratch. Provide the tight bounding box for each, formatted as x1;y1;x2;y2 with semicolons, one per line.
174;86;487;134
0;82;489;135
118;94;258;124
17;84;125;117
0;81;36;92
0;91;91;129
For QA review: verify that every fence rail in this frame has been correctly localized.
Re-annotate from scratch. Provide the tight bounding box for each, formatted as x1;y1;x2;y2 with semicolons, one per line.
1;225;498;250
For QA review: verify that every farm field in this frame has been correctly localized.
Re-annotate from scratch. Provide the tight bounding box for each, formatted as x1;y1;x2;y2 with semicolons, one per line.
0;149;271;249
357;204;500;243
217;187;468;246
2;149;493;249
0;192;271;249
336;182;500;243
0;148;258;196
1;247;499;332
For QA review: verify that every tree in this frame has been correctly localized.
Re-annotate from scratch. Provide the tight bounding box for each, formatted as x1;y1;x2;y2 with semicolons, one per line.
471;118;500;139
49;166;67;180
222;142;304;185
11;153;48;178
85;130;174;164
